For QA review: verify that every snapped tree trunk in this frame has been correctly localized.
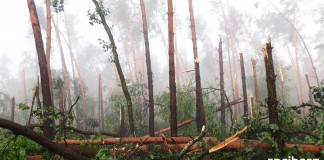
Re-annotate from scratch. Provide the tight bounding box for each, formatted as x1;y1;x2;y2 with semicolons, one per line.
188;0;205;131
140;0;155;137
218;36;226;126
0;118;89;160
52;18;73;110
263;35;284;156
251;59;260;109
27;0;54;139
168;0;177;137
11;97;15;122
239;53;248;117
91;0;136;136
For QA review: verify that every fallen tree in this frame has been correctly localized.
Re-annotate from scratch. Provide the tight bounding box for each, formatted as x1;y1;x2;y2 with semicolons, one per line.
58;137;324;153
0;118;89;160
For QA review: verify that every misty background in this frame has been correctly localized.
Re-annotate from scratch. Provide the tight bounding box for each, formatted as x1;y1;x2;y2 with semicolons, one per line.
0;0;323;125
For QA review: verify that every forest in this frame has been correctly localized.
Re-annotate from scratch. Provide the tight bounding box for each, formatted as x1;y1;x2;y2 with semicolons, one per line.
0;0;323;159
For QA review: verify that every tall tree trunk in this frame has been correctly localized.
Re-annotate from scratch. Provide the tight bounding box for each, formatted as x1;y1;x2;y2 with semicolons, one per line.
287;47;302;104
91;0;136;136
251;59;260;109
45;0;54;104
120;104;126;137
98;74;104;131
23;70;27;104
240;53;248;118
11;97;15;122
188;0;205;131
279;65;286;107
168;0;177;137
305;74;314;104
59;79;64;125
140;0;155;137
263;35;284;156
52;19;73;109
219;36;226;126
27;0;54;138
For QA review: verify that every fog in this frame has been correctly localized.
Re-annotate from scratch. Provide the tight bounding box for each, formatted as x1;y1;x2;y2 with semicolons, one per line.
0;0;323;126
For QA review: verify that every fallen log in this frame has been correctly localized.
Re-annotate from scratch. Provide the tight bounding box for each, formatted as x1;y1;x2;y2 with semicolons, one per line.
58;137;324;153
144;118;195;137
0;118;89;160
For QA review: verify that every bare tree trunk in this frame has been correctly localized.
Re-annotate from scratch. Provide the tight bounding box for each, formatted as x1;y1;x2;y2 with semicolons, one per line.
251;59;260;109
23;70;27;104
92;0;136;136
279;65;286;107
188;0;205;131
59;79;64;125
263;35;284;156
27;0;54;138
52;18;73;110
11;97;15;122
218;36;226;126
0;118;89;160
120;104;126;137
140;0;155;137
45;0;54;104
168;0;177;137
287;47;302;104
305;74;314;104
98;74;104;131
240;53;248;118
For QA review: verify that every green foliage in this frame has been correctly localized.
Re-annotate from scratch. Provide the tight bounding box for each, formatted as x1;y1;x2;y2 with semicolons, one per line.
51;0;64;13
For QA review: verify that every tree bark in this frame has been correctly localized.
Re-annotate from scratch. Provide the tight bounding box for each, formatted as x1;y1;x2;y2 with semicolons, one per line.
263;35;284;156
305;74;314;104
140;0;155;137
91;0;136;136
98;74;104;131
218;36;226;126
279;65;286;107
251;59;260;109
11;97;15;122
52;18;73;110
45;0;54;104
0;118;89;160
168;0;177;137
239;53;248;117
27;0;54;138
188;0;206;131
120;104;126;137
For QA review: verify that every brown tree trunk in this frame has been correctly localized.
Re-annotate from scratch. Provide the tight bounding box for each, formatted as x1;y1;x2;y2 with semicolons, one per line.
140;0;155;137
305;74;314;104
52;19;73;109
98;74;104;131
251;59;260;109
188;0;206;131
45;0;54;104
279;65;286;107
0;118;89;160
92;0;136;136
59;79;64;125
120;104;126;137
263;35;284;156
168;0;177;137
11;97;15;122
27;0;54;138
239;53;248;117
218;36;226;126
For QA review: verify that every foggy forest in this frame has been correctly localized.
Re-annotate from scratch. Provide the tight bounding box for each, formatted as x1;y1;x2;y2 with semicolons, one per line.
0;0;323;159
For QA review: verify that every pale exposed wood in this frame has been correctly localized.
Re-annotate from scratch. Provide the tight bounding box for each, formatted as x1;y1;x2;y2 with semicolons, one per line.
251;59;260;109
144;118;194;137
